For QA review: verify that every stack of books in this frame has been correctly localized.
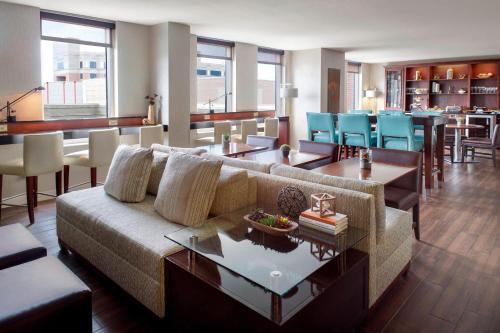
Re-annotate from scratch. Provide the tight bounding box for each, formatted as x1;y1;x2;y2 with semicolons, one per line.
298;209;348;235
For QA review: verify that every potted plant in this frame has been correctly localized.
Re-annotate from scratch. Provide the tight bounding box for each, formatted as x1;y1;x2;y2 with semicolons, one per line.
222;133;231;149
280;144;291;158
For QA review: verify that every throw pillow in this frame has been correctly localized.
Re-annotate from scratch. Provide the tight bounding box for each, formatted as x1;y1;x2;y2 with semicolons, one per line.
151;144;207;156
154;152;222;227
147;152;169;195
104;145;153;202
210;166;249;216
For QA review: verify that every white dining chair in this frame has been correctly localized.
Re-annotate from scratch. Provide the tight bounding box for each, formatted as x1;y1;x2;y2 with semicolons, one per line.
233;119;257;143
140;125;164;148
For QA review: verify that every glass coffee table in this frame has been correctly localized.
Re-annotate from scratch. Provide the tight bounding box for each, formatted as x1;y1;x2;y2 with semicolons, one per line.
164;207;368;331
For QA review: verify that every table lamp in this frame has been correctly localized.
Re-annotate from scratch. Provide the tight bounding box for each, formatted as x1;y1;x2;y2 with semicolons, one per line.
0;86;45;123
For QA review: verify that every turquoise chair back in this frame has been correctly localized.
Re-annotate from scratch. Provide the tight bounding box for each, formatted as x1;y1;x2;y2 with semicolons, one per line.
349;109;372;115
306;112;336;143
338;114;373;148
377;115;421;151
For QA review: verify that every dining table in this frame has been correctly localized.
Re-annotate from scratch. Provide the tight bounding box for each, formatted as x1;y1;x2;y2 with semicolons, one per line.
312;158;418;185
239;149;330;168
446;123;484;163
199;143;267;157
330;113;448;189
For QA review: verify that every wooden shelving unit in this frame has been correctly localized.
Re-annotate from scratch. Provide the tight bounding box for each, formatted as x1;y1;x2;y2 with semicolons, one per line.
386;59;500;111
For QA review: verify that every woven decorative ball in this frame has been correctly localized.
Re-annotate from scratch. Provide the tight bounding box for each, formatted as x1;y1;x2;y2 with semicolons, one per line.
277;186;307;219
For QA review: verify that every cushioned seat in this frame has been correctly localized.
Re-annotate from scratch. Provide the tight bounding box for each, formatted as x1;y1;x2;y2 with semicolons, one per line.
383;139;423;151
0;224;46;270
0;256;91;333
64;150;91;167
0;159;24;176
384;187;419;211
313;131;337;143
344;132;378;147
376;207;413;264
57;187;183;281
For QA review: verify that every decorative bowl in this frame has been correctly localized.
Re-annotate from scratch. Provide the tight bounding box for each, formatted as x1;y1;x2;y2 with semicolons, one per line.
244;213;298;237
477;73;493;79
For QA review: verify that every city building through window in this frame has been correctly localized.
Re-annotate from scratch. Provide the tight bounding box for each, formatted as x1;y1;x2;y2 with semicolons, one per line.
196;37;233;113
40;12;114;119
257;48;283;112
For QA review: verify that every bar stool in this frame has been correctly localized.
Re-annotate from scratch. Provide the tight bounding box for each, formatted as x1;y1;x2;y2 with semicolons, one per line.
233;119;257;143
306;112;337;143
377;115;423;151
140;125;164;148
263;118;279;137
0;132;64;224
63;128;119;192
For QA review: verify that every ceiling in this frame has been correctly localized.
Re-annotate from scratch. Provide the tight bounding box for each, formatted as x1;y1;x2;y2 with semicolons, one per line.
6;0;500;63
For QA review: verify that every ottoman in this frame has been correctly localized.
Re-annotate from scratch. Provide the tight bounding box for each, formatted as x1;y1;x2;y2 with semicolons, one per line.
0;256;92;333
0;223;46;270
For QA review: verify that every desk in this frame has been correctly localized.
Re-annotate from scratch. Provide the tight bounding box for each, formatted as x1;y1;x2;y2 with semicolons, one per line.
239;150;329;168
331;114;447;189
312;158;417;185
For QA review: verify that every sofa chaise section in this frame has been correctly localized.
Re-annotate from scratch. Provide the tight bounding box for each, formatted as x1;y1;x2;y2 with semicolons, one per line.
56;187;184;317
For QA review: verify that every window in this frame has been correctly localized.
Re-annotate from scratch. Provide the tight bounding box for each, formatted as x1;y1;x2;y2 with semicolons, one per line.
196;37;233;113
40;12;114;119
257;48;283;112
346;62;362;111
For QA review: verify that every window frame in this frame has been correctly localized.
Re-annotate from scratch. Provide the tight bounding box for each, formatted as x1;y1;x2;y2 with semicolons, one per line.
346;62;362;112
40;11;115;118
196;37;234;113
257;47;284;113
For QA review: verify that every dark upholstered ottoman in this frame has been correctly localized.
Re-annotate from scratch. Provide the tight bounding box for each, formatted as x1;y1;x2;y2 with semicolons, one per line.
0;256;92;333
0;223;46;270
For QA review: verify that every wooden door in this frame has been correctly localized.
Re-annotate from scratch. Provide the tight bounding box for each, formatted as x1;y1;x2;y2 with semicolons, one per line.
327;68;340;113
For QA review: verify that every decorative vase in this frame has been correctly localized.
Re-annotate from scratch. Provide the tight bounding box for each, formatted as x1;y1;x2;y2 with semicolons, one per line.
147;104;156;125
415;70;421;81
359;149;372;170
222;135;230;149
446;68;454;80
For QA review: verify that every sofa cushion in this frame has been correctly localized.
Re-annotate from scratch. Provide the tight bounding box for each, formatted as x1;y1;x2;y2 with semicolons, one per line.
56;187;183;281
147;152;169;195
152;144;206;156
376;207;412;265
270;163;386;242
210;166;249;216
201;153;273;173
104;145;153;203
154;153;222;227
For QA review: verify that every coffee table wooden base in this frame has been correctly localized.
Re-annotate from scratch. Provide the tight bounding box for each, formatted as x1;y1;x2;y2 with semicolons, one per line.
165;248;368;332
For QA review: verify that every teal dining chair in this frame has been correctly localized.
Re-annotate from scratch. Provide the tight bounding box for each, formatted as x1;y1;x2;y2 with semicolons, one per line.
377;115;423;151
349;109;373;115
338;114;377;157
306;112;337;143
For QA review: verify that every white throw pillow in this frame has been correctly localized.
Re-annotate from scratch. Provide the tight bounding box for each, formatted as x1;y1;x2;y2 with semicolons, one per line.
104;145;153;202
147;152;169;195
154;152;222;226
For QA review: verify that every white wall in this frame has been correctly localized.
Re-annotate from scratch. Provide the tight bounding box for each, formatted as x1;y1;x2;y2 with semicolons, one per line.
367;63;386;112
321;49;345;114
114;21;150;117
0;2;43;120
289;49;322;148
233;43;258;111
149;23;169;125
189;34;198;114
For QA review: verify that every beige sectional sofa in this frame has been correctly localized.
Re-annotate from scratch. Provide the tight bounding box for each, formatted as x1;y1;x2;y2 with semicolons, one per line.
56;149;412;318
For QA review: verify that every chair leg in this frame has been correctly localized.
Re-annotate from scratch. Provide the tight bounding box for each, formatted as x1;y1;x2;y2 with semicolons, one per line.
413;203;420;240
472;147;475;160
55;171;62;196
90;167;97;187
351;146;356;158
33;176;38;208
64;165;70;193
344;146;349;159
26;176;35;225
493;148;497;167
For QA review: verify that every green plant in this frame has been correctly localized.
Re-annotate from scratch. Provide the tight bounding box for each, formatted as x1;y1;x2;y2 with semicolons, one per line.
258;215;276;227
280;144;291;152
223;133;230;141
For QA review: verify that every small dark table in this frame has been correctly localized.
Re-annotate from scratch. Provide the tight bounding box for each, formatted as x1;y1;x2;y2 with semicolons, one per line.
164;208;368;332
239;149;330;168
199;143;267;157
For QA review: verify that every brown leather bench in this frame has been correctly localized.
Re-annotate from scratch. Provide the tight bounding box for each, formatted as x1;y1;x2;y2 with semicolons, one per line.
0;256;92;333
0;223;46;270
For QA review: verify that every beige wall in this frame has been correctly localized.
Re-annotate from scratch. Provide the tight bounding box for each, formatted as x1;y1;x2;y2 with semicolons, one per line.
114;21;150;117
0;2;43;121
321;49;345;113
232;43;258;111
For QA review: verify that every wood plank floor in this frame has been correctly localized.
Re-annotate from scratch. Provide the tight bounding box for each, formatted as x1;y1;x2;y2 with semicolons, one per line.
1;160;499;332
